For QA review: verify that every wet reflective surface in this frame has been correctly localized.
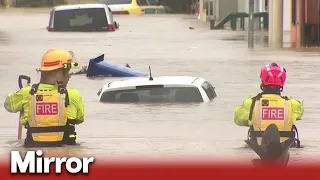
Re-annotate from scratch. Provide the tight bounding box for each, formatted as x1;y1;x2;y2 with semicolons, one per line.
1;8;320;165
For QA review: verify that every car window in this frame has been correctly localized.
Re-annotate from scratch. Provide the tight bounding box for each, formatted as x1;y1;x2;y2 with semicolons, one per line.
100;86;203;103
99;0;132;5
53;8;109;31
201;81;216;100
147;0;160;5
137;0;148;6
137;0;159;6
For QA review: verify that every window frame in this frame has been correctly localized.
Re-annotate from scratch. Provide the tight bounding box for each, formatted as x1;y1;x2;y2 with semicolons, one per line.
201;81;217;101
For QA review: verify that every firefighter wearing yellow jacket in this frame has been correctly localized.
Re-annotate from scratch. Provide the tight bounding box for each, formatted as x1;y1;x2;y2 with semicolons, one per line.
4;49;85;147
234;63;304;147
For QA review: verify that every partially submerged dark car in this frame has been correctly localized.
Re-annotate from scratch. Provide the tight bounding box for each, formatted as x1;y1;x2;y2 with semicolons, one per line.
47;4;119;32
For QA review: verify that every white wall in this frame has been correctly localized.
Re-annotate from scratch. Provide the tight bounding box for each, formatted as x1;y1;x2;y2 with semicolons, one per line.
217;0;238;21
259;0;267;12
237;0;291;32
237;0;249;13
211;0;219;20
283;0;291;32
237;0;261;29
237;0;260;13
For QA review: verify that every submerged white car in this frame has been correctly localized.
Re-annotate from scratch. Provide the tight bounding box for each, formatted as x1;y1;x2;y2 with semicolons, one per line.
97;76;217;103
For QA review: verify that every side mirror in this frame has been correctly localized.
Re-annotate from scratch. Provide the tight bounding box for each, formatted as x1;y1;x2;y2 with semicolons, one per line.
114;21;119;29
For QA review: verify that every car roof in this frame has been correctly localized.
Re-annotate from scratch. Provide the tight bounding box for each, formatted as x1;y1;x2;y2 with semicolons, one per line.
105;76;206;90
53;4;107;11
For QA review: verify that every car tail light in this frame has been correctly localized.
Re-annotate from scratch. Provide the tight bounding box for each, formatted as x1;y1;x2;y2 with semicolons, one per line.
112;11;129;15
108;24;116;32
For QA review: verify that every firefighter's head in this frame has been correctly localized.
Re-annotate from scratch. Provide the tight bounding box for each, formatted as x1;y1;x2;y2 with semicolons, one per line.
260;63;287;94
38;49;78;86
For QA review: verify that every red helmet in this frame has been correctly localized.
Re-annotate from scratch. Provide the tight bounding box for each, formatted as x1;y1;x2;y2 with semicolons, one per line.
260;63;287;88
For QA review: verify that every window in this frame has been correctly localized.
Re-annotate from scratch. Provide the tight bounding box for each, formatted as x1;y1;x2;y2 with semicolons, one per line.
137;0;160;6
100;86;203;103
147;0;160;6
201;81;217;101
53;8;109;31
137;0;149;6
99;0;132;5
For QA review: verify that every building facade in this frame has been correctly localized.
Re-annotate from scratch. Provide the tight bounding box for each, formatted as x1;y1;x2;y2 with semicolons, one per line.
205;0;291;32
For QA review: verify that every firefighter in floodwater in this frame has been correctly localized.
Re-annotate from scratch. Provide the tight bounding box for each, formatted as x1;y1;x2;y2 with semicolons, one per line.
234;63;304;147
4;49;85;147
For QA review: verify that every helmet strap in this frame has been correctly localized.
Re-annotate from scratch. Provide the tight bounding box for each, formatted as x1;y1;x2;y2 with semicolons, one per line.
260;84;264;91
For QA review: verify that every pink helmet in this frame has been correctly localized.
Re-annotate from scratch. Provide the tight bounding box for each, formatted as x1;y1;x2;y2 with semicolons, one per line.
260;63;287;87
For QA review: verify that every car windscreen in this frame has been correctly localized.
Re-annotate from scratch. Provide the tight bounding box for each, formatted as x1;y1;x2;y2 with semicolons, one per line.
98;0;132;5
53;8;109;31
201;81;217;100
137;0;160;6
146;0;160;5
100;86;203;103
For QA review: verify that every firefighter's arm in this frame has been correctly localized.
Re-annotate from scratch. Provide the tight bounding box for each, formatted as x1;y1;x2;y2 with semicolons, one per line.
234;95;253;127
288;97;304;122
67;89;85;125
3;87;30;113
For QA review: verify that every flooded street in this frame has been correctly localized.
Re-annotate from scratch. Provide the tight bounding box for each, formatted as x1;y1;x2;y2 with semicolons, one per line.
1;8;320;165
